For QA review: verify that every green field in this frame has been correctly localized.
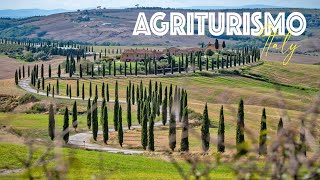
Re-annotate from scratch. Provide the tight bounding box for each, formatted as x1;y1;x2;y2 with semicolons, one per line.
0;143;234;179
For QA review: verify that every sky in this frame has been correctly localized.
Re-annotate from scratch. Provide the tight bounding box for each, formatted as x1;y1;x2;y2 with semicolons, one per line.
0;0;319;10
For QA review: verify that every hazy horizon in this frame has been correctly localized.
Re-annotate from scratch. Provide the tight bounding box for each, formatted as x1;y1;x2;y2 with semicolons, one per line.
0;0;319;10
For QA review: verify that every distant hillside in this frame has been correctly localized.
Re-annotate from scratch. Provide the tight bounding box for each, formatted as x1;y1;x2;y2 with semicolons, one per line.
0;9;71;18
0;8;319;51
186;4;286;10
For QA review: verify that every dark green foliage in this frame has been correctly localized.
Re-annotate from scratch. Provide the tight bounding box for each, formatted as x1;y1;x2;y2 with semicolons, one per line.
76;79;79;97
89;81;92;98
118;106;123;147
141;105;148;150
162;86;168;126
277;117;283;135
217;106;225;153
95;84;98;99
101;98;106;124
114;81;119;131
82;83;85;100
137;100;141;124
127;98;132;130
236;98;246;155
201;103;210;152
132;84;135;105
72;101;78;131
69;85;72;99
106;83;110;102
92;98;98;141
103;106;108;144
48;64;51;78
102;82;105;98
48;104;55;141
148;114;154;151
56;79;59;95
259;108;267;155
80;64;83;78
87;98;91;129
15;70;18;85
169;110;176;151
180;106;189;152
63;107;69;144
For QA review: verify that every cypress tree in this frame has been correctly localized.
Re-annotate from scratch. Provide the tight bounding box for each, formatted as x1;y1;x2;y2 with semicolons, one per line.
102;63;105;77
41;64;44;78
259;108;267;155
236;98;246;154
162;86;168;125
76;79;80;97
201;103;210;152
137;100;141;124
95;84;98;99
48;104;55;141
69;86;72;99
132;84;135;105
92;98;98;141
101;98;106;124
127;98;132;130
217;106;225;153
103;106;109;144
63;107;69;144
141;104;148;150
114;81;119;131
102;82;105;98
169;109;176;151
72;101;78;131
22;65;25;78
89;81;92;98
56;79;59;94
180;103;189;152
66;84;69;96
135;60;138;76
106;83;109;102
87;98;91;129
52;86;55;98
49;64;51;78
15;70;18;85
42;77;45;90
277;117;283;135
82;83;85;100
130;63;132;75
159;82;162;105
113;60;116;76
148;113;154;151
118;106;123;147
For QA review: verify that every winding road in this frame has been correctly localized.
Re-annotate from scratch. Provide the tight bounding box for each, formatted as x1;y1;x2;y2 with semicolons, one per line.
18;78;170;155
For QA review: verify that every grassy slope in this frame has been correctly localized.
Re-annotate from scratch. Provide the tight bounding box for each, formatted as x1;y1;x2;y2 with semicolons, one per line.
0;143;234;179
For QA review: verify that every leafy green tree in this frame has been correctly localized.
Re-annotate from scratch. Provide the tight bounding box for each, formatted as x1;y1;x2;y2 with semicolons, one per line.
259;108;267;155
205;49;214;56
48;104;55;141
141;104;148;150
217;106;225;153
118;106;123;147
72;101;78;131
169;110;176;151
87;98;91;129
103;106;108;144
201;103;210;152
63;107;69;144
